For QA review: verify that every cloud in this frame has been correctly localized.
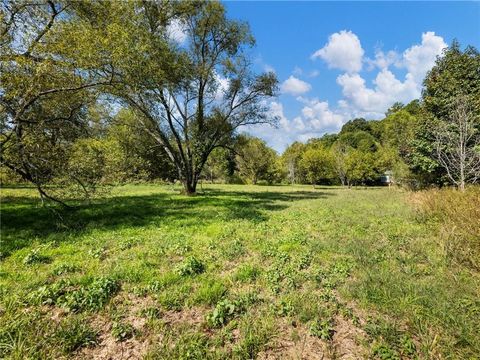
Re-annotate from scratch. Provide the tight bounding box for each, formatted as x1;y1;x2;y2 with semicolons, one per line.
311;30;364;73
214;72;229;101
270;101;290;130
308;69;320;78
402;31;447;83
247;32;447;151
167;19;188;44
280;76;312;96
245;99;345;152
366;49;400;70
293;66;303;76
301;98;345;131
264;64;276;73
336;32;447;117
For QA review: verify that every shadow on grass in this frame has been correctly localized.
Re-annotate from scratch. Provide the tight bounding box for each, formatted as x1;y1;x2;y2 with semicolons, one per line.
1;187;333;256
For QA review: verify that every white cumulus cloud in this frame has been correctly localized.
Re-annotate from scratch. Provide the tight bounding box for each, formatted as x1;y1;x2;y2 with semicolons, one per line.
311;30;364;73
336;32;447;117
280;76;312;96
301;98;345;131
402;31;447;83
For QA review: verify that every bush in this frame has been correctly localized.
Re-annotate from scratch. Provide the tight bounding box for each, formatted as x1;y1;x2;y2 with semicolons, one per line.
411;186;480;269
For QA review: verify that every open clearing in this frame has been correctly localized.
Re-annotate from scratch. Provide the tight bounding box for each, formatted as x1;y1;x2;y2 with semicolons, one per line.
1;184;479;359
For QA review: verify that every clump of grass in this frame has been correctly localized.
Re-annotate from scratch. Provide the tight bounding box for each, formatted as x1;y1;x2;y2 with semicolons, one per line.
206;299;245;327
146;331;211;359
111;321;136;341
233;316;274;359
233;263;260;283
411;186;480;269
193;279;227;305
140;306;162;319
55;317;98;353
30;277;120;312
309;318;335;340
176;256;205;276
52;263;79;276
88;247;107;260
23;248;50;265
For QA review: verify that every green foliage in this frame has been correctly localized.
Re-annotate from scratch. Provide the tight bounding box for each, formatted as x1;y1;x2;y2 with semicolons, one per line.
236;135;280;184
299;147;334;185
233;264;260;283
52;263;79;276
23;248;50;265
177;257;206;276
309;318;335;340
111;321;136;341
29;277;120;312
206;299;245;327
54;317;98;353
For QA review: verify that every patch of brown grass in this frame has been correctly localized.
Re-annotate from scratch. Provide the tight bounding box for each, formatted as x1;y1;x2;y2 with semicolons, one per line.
410;186;480;269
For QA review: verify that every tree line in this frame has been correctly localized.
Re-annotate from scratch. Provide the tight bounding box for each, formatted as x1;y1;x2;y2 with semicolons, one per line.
1;1;479;204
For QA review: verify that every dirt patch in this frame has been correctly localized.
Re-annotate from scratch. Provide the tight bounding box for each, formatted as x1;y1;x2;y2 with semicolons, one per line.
258;320;329;360
331;315;367;359
76;315;152;360
162;306;207;327
75;294;209;359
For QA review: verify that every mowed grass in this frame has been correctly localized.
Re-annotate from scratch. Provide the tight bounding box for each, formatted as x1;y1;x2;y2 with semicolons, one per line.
0;184;479;359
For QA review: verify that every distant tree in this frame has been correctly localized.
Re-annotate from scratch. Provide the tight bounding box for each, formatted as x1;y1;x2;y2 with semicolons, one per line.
423;41;480;122
236;136;277;184
299;147;334;186
344;149;377;186
433;98;480;190
331;142;350;186
340;118;372;135
281;141;305;184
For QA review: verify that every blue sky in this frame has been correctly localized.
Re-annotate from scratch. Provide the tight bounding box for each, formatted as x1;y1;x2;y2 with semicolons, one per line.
222;1;480;151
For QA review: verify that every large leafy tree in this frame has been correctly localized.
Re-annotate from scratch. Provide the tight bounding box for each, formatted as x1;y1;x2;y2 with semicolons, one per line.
69;1;278;194
414;42;480;188
299;147;334;186
0;0;112;204
235;135;278;185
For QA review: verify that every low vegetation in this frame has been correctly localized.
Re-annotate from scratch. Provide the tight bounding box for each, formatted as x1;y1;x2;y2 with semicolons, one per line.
1;184;479;359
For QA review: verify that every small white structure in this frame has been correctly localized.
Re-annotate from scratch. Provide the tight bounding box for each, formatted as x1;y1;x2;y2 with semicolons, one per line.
380;170;393;185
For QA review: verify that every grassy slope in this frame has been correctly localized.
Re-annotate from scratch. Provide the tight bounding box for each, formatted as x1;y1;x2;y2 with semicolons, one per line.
0;184;479;359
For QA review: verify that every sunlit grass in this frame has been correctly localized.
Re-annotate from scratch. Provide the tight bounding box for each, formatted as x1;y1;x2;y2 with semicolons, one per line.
1;184;479;359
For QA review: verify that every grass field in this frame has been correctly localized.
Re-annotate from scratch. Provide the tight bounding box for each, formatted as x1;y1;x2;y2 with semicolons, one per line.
1;184;479;359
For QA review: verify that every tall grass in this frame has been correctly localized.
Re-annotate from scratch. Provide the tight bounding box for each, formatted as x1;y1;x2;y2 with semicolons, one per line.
411;186;480;269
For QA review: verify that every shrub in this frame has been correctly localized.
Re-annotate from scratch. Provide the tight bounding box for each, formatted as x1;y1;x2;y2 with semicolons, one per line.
411;186;480;269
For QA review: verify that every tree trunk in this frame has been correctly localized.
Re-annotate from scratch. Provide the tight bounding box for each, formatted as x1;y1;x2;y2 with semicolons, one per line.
183;178;197;195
